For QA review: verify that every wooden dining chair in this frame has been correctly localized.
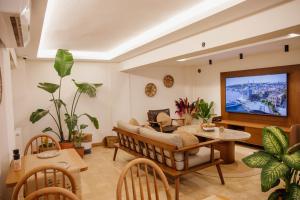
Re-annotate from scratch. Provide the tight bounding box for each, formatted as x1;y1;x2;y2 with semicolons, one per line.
116;158;172;200
24;134;61;155
25;187;80;200
11;165;77;200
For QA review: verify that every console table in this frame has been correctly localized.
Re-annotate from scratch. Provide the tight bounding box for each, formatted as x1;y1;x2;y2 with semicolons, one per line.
178;125;251;164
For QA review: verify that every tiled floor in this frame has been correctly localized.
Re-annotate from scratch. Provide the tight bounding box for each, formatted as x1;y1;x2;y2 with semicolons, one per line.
81;145;271;200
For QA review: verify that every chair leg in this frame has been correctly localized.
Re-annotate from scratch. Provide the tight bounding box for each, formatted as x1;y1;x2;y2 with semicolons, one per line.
216;164;225;185
175;177;180;200
113;146;118;161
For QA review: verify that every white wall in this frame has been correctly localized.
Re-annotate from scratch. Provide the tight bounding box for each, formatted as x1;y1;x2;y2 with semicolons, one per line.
189;49;300;115
0;48;16;199
12;60;116;145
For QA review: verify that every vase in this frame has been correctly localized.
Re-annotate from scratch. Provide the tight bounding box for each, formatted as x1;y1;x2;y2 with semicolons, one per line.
59;141;74;149
184;114;193;125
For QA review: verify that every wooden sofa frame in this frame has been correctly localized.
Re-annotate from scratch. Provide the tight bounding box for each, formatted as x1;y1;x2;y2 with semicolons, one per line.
112;127;225;200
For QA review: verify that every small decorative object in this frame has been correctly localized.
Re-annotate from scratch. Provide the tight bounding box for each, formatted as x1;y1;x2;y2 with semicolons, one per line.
243;126;300;199
145;83;157;97
13;149;21;171
201;123;216;132
194;99;216;129
37;150;60;159
163;75;174;88
219;126;225;133
175;97;198;125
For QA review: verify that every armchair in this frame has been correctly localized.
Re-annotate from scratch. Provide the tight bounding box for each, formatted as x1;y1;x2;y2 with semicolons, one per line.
147;108;185;133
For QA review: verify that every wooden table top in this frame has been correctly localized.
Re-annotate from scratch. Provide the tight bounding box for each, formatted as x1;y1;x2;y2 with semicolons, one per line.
178;125;251;141
5;148;88;187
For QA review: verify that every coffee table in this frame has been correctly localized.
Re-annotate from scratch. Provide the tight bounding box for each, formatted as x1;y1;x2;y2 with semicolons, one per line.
177;125;251;164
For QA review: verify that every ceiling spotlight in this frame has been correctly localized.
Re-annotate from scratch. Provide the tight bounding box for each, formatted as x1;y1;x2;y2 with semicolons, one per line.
177;58;187;62
239;53;243;59
288;33;300;38
209;59;212;65
284;45;289;52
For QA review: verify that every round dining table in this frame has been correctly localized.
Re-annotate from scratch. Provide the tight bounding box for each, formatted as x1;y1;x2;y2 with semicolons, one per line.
177;125;251;164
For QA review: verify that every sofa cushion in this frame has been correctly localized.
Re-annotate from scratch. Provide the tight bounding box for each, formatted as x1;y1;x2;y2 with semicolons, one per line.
129;118;140;126
174;130;200;155
156;112;171;127
117;120;139;134
139;127;183;161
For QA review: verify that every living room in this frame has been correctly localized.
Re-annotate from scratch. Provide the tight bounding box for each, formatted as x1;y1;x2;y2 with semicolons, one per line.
1;0;300;200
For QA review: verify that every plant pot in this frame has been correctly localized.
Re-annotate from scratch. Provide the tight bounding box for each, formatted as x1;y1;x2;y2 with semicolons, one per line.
75;147;84;158
183;114;193;125
59;141;74;149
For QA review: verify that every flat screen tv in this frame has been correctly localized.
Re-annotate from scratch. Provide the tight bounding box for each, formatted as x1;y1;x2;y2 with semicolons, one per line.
225;73;287;116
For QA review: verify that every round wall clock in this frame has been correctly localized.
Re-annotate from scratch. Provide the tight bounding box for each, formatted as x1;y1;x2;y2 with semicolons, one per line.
145;83;157;97
163;75;174;88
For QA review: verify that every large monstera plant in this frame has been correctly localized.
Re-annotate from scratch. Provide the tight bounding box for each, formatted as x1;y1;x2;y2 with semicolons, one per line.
243;126;300;200
30;49;101;142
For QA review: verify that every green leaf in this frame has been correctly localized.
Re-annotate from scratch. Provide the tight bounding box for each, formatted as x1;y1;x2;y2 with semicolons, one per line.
73;80;101;97
30;109;49;123
54;49;74;78
42;127;53;133
82;113;99;129
242;151;274;168
51;99;66;109
265;126;288;152
263;127;285;155
261;160;290;192
80;124;88;130
268;189;286;200
37;82;59;93
64;113;78;133
282;150;300;170
288;183;300;200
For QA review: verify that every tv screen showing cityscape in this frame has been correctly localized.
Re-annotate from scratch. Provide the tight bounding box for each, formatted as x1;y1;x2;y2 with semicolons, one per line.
225;73;287;116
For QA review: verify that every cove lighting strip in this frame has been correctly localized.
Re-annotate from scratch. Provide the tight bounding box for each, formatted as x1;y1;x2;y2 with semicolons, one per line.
38;0;245;60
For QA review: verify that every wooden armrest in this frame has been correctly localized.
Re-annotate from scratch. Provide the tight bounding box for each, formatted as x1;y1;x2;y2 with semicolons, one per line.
148;121;162;125
174;139;221;152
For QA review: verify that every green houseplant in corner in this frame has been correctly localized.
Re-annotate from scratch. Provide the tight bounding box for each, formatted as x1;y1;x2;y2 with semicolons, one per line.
30;49;101;148
243;126;300;200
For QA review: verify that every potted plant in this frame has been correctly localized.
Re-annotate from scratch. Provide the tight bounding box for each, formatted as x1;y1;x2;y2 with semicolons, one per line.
175;97;198;125
193;99;215;128
243;126;300;200
30;49;101;149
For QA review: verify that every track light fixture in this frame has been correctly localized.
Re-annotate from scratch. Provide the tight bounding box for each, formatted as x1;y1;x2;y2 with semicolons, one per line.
209;59;212;65
239;53;243;59
284;45;289;52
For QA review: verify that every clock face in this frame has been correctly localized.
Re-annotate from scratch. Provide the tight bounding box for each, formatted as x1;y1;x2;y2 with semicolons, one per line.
145;83;157;97
163;75;174;88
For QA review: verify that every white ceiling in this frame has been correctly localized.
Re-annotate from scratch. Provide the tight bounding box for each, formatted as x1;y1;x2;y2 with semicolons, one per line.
15;0;293;61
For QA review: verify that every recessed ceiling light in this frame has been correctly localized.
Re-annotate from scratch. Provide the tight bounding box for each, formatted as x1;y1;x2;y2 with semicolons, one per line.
37;0;245;60
177;58;187;62
288;33;300;38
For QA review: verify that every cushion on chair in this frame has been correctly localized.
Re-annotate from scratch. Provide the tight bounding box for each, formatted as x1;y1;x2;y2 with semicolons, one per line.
129;118;140;126
157;112;172;127
173;130;200;155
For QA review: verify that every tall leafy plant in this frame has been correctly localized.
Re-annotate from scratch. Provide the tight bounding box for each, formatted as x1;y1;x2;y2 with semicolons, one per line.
194;99;214;123
243;126;300;200
30;49;102;142
30;49;74;141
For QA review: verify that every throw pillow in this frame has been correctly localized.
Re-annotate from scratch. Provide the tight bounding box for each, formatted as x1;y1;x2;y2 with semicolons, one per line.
173;130;200;155
156;112;172;127
129;118;140;126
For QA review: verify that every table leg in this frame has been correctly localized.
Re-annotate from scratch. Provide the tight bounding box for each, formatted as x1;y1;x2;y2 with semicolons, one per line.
215;141;235;164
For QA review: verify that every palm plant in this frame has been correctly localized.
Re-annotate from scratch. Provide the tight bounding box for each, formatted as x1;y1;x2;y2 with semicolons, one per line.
194;99;214;123
30;49;101;142
243;126;300;200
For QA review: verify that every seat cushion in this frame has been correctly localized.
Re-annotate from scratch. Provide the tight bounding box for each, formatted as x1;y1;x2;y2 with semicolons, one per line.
157;112;172;127
174;130;200;155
